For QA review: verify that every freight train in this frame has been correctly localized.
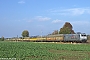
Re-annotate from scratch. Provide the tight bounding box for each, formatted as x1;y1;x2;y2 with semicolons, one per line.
13;33;87;43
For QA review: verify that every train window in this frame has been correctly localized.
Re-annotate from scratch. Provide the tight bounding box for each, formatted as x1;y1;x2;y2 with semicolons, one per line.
81;35;86;36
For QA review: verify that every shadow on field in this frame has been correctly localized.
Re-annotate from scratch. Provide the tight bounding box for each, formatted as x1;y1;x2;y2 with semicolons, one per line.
49;49;90;60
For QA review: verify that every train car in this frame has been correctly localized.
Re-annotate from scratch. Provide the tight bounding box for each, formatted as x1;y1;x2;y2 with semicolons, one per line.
37;37;46;42
30;38;37;41
46;35;56;41
64;33;87;42
46;34;64;42
54;34;64;41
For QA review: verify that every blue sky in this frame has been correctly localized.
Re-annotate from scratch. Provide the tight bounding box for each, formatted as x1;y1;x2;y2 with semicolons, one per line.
0;0;90;37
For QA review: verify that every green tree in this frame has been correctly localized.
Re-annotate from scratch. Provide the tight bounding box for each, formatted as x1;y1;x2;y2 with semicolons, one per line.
22;30;29;37
0;36;4;41
59;22;75;34
59;27;71;34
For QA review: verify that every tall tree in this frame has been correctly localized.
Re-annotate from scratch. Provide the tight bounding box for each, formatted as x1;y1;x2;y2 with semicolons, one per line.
22;30;29;37
59;22;75;34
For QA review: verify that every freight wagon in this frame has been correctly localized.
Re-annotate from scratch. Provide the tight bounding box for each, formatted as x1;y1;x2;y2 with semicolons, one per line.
46;34;64;42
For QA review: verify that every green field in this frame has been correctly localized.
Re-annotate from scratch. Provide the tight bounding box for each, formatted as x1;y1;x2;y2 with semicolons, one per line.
0;42;90;60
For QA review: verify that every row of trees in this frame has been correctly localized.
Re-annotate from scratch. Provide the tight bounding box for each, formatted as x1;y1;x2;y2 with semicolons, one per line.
22;22;75;37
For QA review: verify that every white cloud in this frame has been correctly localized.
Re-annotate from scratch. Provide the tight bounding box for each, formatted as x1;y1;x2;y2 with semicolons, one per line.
35;16;51;21
70;21;90;26
50;8;90;16
52;19;64;23
51;19;90;26
66;8;85;15
18;1;25;4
